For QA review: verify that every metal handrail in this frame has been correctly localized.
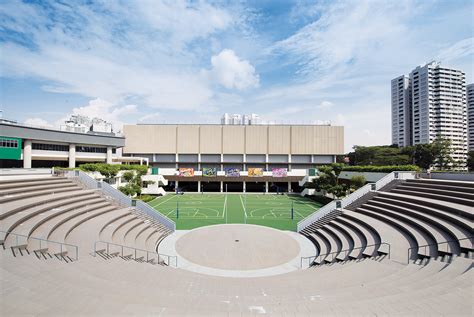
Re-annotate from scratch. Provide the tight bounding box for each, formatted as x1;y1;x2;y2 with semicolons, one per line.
63;170;176;232
407;236;473;264
93;241;178;267
0;230;79;260
301;242;391;268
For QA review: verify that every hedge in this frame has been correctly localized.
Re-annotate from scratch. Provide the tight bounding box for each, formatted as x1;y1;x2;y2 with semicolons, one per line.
341;165;420;173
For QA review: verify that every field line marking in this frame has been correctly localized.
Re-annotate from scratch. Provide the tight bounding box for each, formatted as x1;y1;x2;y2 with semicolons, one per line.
239;194;247;218
151;194;177;208
222;194;227;219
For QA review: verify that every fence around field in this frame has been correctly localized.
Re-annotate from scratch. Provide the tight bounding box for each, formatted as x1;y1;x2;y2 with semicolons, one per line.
60;169;175;231
297;171;417;232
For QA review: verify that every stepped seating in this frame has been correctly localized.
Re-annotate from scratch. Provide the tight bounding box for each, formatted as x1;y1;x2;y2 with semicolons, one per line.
0;175;172;262
0;174;471;315
302;178;473;266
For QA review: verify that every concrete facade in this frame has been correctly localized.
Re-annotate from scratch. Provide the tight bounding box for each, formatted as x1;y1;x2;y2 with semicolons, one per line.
123;124;344;193
0;122;126;168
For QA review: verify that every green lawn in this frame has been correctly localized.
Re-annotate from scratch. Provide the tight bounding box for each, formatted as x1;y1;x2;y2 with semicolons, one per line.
148;193;323;231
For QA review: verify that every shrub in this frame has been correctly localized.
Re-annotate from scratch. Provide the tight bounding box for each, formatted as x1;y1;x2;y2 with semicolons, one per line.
350;175;366;189
341;165;420;173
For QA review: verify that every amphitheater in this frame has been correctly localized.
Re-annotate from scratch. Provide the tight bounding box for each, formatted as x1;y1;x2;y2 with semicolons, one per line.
0;169;472;315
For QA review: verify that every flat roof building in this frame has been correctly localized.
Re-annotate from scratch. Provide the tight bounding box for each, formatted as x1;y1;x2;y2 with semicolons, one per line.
0;121;131;168
123;124;344;193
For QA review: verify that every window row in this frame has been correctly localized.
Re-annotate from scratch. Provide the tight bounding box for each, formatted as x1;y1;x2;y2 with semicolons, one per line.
0;139;19;148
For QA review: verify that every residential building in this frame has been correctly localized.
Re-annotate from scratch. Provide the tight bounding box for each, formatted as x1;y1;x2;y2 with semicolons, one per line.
391;61;467;165
391;75;412;147
467;83;474;152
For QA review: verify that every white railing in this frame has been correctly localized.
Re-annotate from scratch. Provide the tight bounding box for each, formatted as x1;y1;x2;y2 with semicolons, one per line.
62;170;176;231
136;200;175;231
297;171;417;232
0;168;53;176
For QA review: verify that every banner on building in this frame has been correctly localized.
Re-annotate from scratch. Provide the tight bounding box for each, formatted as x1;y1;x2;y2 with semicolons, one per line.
272;168;287;177
248;168;263;177
178;168;194;177
202;167;217;177
225;168;240;177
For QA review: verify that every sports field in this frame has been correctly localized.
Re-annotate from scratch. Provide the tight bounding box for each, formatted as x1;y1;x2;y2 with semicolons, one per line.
148;193;323;231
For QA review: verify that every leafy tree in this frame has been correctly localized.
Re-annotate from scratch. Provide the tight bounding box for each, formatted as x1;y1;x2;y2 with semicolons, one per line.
412;144;435;170
122;171;135;183
347;145;411;166
311;165;349;199
431;137;454;170
467;151;474;172
350;175;366;190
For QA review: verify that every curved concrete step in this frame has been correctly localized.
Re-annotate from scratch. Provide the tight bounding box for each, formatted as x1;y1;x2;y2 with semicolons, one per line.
0;182;78;196
45;206;120;255
0;178;73;192
0;186;82;204
66;208;132;256
0;189;97;220
0;193;101;234
370;197;461;254
113;218;145;246
390;188;474;207
2;197;106;245
402;181;474;194
357;207;434;259
129;225;154;250
310;230;331;264
333;218;366;258
100;214;137;242
327;222;357;259
319;226;344;261
396;183;474;201
340;212;381;257
364;201;441;254
378;192;473;234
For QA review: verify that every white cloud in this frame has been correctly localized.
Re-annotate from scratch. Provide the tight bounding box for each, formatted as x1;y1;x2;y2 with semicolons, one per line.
24;118;53;128
138;112;161;123
436;37;474;63
53;98;138;132
209;49;259;90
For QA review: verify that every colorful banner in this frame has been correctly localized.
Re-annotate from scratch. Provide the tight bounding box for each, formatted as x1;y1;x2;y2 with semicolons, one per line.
202;167;217;177
178;168;194;177
225;168;240;177
272;168;287;177
248;168;263;177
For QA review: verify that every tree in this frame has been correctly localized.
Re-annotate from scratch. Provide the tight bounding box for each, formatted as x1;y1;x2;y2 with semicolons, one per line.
431;137;454;170
350;175;366;190
467;151;474;172
311;165;349;199
412;144;435;170
347;145;411;166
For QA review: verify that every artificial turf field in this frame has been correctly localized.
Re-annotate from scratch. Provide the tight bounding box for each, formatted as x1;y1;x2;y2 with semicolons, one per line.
148;193;323;231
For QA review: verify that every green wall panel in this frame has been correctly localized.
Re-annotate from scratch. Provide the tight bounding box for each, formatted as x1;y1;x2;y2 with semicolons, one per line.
0;137;22;160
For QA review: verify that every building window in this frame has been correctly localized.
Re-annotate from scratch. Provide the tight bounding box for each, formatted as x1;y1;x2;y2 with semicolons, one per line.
32;143;69;152
76;146;108;153
0;139;19;148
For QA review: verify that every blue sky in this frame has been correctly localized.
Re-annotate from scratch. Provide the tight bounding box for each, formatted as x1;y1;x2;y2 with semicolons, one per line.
0;0;473;151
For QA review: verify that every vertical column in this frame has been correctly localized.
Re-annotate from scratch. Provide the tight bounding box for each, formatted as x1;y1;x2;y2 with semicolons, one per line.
288;181;292;193
197;181;201;193
23;139;32;168
265;154;269;171
198;153;201;171
220;181;224;193
243;153;246;172
68;144;76;168
175;153;179;170
106;147;113;164
175;181;179;193
220;153;224;171
288;154;292;171
265;181;269;193
243;181;246;193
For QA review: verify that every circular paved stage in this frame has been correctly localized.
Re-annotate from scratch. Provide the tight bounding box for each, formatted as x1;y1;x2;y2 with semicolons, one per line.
158;224;316;277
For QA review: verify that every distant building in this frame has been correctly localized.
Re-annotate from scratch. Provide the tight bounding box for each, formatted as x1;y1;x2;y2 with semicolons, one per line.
221;113;261;125
60;115;113;134
468;83;474;152
391;61;467;165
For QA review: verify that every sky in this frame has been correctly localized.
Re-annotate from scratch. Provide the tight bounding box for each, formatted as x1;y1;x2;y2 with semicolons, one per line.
0;0;473;152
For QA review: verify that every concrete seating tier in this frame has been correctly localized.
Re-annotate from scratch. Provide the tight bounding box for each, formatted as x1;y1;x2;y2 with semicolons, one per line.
301;178;473;266
0;175;471;314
